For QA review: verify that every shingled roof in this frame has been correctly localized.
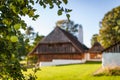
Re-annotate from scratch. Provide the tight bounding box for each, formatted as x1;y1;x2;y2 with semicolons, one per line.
40;27;70;43
29;27;88;55
88;42;104;53
58;27;88;52
102;41;120;52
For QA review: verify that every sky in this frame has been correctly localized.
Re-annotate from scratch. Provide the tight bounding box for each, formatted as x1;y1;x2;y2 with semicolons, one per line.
22;0;120;48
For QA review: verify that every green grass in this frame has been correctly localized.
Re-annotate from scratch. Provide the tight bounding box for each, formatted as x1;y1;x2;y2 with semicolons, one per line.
25;61;120;80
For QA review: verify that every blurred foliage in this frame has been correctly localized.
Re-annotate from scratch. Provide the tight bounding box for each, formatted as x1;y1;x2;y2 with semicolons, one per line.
0;0;69;79
94;67;120;76
91;34;98;46
56;20;81;34
98;6;120;48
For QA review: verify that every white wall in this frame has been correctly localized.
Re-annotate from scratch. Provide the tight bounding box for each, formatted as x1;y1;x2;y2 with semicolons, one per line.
102;53;120;68
39;59;86;67
85;53;90;60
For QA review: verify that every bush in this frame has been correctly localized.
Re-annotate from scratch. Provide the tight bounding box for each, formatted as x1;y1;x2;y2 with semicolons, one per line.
94;67;120;76
27;55;38;68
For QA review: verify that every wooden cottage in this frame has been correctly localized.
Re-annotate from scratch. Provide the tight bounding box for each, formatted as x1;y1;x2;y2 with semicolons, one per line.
29;27;88;66
102;41;120;68
87;42;104;61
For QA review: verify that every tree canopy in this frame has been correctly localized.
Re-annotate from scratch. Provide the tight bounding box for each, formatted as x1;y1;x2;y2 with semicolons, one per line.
0;0;70;79
91;34;98;46
98;6;120;48
56;19;80;34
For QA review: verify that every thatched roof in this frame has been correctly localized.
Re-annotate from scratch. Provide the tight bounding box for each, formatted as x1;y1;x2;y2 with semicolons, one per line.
29;27;88;55
89;42;104;53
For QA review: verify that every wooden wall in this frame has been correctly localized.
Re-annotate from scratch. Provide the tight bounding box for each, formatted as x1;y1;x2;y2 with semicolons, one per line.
37;53;85;62
90;53;102;59
35;43;79;54
32;43;85;62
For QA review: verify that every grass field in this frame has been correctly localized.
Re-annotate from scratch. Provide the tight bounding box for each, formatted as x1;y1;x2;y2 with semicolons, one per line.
24;61;120;80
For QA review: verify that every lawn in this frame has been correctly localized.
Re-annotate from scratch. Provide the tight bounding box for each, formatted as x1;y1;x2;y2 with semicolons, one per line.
24;61;120;80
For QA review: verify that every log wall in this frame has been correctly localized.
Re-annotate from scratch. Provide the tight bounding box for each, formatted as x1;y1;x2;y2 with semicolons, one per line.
35;43;79;54
38;53;84;62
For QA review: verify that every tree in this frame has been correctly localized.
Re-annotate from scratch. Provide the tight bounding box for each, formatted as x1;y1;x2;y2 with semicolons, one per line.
91;34;98;46
98;6;120;48
27;33;44;66
25;32;44;57
33;33;44;46
0;0;70;79
26;26;34;36
56;20;80;34
25;26;44;54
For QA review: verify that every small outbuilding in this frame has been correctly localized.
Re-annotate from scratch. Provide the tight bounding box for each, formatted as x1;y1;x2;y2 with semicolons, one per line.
86;42;104;61
102;41;120;68
28;27;88;66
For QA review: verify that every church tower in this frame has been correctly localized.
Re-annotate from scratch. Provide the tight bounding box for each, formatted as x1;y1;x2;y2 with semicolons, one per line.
78;25;83;44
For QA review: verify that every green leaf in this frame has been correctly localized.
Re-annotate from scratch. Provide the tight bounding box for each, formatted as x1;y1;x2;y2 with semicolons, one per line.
30;0;34;5
66;14;70;20
57;0;62;5
17;0;24;5
58;9;62;15
10;3;17;14
22;7;28;14
39;1;43;6
21;25;26;30
28;10;34;17
34;15;39;18
14;24;21;30
6;36;10;40
117;19;120;25
12;54;15;58
2;19;11;26
62;0;68;4
65;9;72;13
10;36;18;42
50;5;54;9
113;26;119;31
0;5;5;9
36;0;39;3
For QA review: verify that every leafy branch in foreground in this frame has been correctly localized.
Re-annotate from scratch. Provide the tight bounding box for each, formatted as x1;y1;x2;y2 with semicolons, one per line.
0;0;71;79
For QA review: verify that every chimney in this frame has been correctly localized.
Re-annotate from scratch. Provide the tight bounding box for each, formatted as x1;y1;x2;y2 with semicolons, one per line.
78;25;83;44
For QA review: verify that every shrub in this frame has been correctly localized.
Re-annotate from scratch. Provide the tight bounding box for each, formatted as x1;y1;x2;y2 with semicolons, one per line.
94;67;120;76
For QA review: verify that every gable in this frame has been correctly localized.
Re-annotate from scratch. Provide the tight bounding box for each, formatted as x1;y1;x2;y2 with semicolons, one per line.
40;27;70;43
28;27;88;55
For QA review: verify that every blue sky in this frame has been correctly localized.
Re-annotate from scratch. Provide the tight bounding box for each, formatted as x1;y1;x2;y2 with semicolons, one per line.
22;0;120;48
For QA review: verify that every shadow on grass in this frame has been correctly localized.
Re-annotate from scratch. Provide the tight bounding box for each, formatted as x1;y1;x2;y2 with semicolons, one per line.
55;61;101;67
85;61;101;64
